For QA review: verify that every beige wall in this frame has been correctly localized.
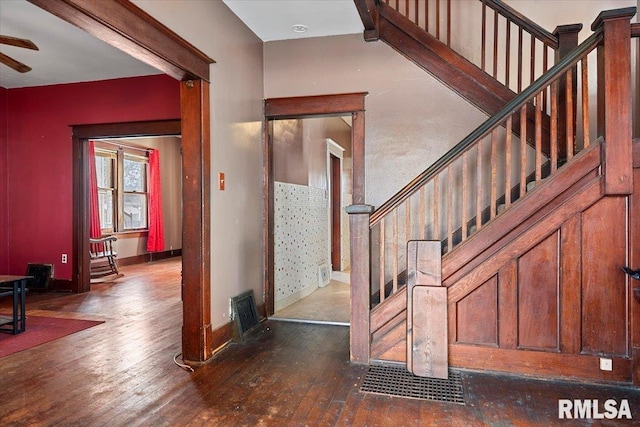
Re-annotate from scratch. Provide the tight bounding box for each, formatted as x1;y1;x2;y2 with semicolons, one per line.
503;0;636;37
264;34;487;208
502;0;637;138
273;117;351;190
133;0;264;330
273;120;306;185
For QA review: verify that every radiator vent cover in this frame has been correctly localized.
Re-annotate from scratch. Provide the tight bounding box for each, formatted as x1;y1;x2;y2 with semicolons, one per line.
230;290;261;342
360;364;465;404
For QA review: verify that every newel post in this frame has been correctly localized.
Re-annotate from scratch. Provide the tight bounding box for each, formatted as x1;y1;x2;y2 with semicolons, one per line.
553;23;583;159
346;204;374;364
592;7;636;195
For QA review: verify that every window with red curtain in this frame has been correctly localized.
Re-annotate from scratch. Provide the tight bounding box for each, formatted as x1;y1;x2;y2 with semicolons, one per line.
88;141;102;239
147;149;165;252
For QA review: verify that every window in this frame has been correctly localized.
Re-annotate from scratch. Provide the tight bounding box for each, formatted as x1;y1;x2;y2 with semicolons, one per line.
95;144;149;234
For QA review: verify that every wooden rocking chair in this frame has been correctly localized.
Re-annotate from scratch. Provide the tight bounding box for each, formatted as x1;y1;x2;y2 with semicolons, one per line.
89;236;123;283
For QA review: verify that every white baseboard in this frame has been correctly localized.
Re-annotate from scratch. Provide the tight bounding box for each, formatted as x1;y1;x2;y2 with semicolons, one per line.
331;270;350;283
274;284;318;312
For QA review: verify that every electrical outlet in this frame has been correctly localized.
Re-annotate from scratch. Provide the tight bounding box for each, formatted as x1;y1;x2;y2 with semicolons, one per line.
599;357;612;371
61;254;68;264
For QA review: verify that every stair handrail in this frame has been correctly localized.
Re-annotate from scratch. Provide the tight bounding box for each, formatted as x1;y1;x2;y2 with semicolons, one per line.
481;0;558;49
370;27;604;226
632;22;640;37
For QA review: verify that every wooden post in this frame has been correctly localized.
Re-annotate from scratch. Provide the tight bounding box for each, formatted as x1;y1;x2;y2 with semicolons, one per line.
553;24;582;160
352;111;366;205
181;79;213;363
592;8;636;195
346;204;374;364
632;167;640;386
353;0;379;41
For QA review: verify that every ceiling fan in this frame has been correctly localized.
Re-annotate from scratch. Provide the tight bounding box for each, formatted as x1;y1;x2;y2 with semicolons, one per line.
0;35;39;73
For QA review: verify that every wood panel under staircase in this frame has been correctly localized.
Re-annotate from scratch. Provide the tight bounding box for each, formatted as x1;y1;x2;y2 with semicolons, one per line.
348;5;640;385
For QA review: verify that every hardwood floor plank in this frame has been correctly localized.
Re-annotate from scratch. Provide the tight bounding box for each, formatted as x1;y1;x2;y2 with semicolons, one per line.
2;257;639;426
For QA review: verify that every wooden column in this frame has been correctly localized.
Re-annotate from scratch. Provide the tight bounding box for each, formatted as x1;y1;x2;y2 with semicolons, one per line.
181;79;213;363
593;8;636;195
352;111;366;205
346;204;374;364
553;24;582;160
631;142;640;386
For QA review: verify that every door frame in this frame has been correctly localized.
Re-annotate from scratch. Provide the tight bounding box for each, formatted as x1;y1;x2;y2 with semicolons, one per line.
72;120;181;294
328;141;345;272
263;93;367;319
30;0;215;363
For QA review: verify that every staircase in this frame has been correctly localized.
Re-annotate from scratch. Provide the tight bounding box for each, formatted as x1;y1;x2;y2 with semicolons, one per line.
356;0;585;155
350;1;640;385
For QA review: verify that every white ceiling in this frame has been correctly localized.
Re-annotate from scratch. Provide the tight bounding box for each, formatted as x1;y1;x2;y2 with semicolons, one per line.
0;0;363;89
222;0;363;42
0;0;161;89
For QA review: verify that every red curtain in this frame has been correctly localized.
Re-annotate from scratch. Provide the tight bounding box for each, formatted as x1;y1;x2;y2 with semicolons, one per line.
88;141;102;239
147;149;165;252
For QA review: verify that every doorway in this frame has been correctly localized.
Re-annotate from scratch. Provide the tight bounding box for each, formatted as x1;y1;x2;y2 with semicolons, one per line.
35;0;216;363
89;133;182;276
268;118;352;325
72;120;181;292
262;93;367;337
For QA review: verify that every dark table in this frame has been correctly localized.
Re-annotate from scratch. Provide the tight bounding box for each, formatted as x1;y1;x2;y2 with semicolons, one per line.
0;275;29;334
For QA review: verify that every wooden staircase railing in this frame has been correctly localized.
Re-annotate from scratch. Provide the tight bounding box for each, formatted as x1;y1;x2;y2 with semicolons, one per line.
355;0;583;158
368;25;606;307
379;0;566;94
347;6;637;365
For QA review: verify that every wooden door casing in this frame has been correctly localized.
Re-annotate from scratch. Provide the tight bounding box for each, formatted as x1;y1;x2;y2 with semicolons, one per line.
331;154;341;272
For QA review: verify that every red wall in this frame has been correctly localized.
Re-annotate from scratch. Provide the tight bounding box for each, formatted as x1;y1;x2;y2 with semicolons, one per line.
0;87;8;274
4;74;180;280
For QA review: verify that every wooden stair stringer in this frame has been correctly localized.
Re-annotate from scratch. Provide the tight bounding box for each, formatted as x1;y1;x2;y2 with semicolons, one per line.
370;286;407;362
377;2;552;155
442;141;602;286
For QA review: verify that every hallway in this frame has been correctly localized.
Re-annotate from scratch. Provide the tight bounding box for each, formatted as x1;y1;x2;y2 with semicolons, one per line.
1;258;638;426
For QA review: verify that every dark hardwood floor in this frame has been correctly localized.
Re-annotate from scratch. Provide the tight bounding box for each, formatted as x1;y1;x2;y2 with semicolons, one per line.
1;257;638;426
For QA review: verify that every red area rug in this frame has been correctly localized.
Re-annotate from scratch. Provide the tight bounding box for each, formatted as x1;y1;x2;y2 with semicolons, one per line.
0;315;104;357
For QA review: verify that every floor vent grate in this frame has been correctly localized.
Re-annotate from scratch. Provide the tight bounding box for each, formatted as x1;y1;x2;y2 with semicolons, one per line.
360;365;465;404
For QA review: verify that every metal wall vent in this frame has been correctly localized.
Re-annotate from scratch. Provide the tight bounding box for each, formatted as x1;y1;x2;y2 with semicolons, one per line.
230;290;262;342
360;365;465;404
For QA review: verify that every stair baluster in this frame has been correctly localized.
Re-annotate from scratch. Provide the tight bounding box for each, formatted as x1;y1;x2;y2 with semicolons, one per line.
368;27;605;308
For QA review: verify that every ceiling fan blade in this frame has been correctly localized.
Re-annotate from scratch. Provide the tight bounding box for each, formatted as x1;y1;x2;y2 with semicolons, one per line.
0;35;39;50
0;52;32;73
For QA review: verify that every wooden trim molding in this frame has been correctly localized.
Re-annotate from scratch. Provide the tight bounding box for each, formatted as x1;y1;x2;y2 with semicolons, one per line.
118;249;182;267
27;0;214;81
264;92;367;119
263;93;368;324
73;120;181;139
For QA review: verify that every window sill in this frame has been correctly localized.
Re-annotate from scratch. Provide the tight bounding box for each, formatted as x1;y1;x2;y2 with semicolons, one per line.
114;230;149;239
